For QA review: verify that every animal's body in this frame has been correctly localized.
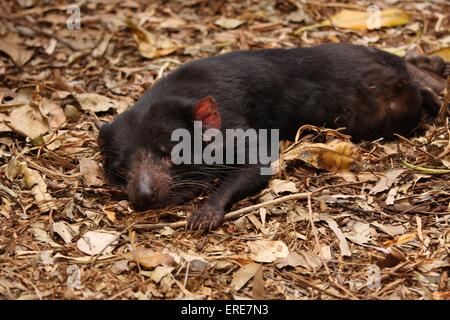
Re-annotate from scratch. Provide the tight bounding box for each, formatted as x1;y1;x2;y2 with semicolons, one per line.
98;43;446;230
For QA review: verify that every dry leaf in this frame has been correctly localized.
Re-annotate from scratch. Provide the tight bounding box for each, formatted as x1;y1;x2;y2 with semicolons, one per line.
295;9;410;33
92;35;112;58
31;223;62;248
230;263;260;291
248;240;289;263
335;172;379;183
371;222;405;237
322;216;352;257
39;250;54;265
111;260;129;275
160;17;186;29
432;291;450;300
269;179;298;195
215;18;245;30
133;247;177;269
76;231;119;255
147;266;174;283
428;47;450;63
276;251;322;270
125;18;177;59
252;265;266;299
73;93;123;113
284;140;360;172
370;169;405;194
105;210;116;223
180;252;209;272
0;113;12;133
9;104;49;138
79;158;104;186
53;221;79;244
19;162;54;212
345;222;372;245
385;186;399;205
39;98;66;129
383;232;417;247
0;33;34;66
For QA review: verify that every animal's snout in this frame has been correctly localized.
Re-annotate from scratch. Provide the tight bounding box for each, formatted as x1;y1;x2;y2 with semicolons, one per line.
128;174;159;210
127;150;172;211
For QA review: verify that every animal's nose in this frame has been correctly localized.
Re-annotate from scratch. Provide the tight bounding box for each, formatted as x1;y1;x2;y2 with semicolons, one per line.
129;176;158;210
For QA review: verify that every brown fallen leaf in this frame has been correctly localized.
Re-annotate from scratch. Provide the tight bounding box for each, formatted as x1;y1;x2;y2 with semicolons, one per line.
64;104;82;123
73;93;123;113
432;291;450;300
76;230;119;255
371;222;406;237
344;221;372;245
159;16;186;29
335;172;379;183
0;113;12;133
230;262;260;291
275;251;323;270
132;247;177;269
428;47;450;63
383;232;417;247
0;33;34;66
79;158;104;187
39;98;66;129
269;179;298;195
215;18;246;30
295;9;410;33
8;104;49;138
53;221;79;244
18;162;54;212
248;240;289;263
321;216;352;257
283;140;360;172
31;223;61;247
252;265;266;299
370;169;405;194
125;18;177;59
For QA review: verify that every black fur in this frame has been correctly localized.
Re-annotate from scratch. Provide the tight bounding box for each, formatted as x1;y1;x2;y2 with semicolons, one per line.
99;43;442;230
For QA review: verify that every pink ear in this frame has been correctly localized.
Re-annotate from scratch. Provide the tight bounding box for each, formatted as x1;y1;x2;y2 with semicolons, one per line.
193;96;221;129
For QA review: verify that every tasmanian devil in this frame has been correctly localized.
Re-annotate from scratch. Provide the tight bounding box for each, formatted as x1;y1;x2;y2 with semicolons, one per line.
98;43;446;231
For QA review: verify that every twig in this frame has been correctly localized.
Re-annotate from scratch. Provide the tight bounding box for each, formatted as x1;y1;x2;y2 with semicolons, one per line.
437;77;450;124
437;118;450;159
108;288;132;300
128;181;367;231
131;192;310;231
288;273;352;299
393;134;437;159
307;193;331;276
401;159;450;174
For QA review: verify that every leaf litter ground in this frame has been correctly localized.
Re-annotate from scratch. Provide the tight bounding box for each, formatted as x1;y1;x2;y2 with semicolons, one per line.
0;0;449;300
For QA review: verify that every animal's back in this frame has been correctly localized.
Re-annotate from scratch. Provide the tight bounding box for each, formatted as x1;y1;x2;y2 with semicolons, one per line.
151;43;424;140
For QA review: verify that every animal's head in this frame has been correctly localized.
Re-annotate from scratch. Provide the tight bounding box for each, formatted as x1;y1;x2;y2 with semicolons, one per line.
97;95;221;210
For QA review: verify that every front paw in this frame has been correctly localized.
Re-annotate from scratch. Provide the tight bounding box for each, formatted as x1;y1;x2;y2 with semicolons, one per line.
187;204;225;231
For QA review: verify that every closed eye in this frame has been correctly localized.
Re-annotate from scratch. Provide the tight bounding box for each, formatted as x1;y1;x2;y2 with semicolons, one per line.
160;145;170;156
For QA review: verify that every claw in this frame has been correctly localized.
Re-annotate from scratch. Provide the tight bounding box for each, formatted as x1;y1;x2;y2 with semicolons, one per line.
186;204;225;232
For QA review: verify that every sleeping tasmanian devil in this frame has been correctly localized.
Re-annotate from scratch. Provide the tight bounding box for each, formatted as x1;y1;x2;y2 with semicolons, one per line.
98;43;447;231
